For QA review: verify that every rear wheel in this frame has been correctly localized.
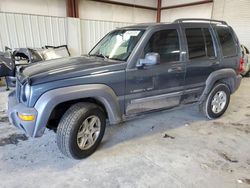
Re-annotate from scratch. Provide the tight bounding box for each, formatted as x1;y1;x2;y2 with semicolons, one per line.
200;83;230;119
56;102;106;159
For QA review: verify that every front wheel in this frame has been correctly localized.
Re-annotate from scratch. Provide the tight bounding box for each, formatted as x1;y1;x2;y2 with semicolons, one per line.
200;83;231;119
57;102;106;159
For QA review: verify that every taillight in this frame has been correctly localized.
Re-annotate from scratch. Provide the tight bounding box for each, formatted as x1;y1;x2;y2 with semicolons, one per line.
239;58;244;73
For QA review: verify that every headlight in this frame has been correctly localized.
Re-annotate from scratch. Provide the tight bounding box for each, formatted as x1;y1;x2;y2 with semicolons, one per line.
22;84;31;102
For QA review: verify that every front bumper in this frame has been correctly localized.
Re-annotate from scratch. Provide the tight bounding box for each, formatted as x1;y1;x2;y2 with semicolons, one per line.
8;91;38;137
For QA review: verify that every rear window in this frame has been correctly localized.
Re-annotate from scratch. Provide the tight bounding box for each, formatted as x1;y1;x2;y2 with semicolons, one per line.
185;28;215;59
216;26;237;57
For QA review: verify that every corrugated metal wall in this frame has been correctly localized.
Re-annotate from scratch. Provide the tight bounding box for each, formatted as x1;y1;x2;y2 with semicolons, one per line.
80;19;132;54
0;12;133;55
0;12;67;51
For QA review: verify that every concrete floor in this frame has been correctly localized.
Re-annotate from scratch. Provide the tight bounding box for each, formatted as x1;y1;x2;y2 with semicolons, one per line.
0;78;250;188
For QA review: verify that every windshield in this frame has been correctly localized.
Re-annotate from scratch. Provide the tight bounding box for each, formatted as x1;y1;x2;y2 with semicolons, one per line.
89;29;145;61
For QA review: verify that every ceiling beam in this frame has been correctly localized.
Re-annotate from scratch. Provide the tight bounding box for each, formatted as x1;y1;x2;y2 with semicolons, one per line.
66;0;79;18
89;0;157;10
161;0;213;10
156;0;162;23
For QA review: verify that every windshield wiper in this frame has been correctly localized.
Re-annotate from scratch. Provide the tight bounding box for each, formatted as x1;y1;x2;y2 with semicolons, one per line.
108;57;123;61
90;53;108;60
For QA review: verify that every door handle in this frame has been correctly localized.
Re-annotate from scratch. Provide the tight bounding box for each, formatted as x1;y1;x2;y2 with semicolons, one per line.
212;61;220;65
168;67;183;73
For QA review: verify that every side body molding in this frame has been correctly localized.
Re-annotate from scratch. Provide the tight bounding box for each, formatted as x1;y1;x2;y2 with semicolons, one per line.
199;68;241;103
33;84;122;137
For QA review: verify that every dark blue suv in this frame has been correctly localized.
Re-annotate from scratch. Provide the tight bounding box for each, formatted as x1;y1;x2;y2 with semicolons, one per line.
8;19;242;159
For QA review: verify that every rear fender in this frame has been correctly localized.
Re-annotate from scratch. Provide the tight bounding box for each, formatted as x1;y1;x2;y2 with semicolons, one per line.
199;68;241;103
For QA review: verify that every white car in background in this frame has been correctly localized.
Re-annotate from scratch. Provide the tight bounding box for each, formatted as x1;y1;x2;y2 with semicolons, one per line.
241;45;250;76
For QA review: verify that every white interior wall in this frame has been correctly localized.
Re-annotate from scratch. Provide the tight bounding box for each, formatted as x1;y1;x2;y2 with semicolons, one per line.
79;0;156;23
212;0;250;49
161;3;212;22
0;12;67;51
162;0;207;7
0;0;66;17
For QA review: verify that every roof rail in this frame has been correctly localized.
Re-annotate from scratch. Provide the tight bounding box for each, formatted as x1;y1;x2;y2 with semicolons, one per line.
174;18;228;25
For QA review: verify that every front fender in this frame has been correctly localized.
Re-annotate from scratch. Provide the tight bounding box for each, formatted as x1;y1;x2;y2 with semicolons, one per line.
33;84;122;137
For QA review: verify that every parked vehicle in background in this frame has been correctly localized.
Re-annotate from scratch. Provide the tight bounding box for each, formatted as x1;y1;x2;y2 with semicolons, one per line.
8;18;242;159
0;45;71;89
0;50;15;90
240;45;250;76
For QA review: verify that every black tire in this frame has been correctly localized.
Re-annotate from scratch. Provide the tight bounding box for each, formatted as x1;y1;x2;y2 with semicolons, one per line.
57;102;106;159
200;83;230;119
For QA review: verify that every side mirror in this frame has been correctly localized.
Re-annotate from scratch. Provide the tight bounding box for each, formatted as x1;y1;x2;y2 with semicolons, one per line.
136;52;160;68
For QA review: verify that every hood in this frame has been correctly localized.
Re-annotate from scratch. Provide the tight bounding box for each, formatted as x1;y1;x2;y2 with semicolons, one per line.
19;56;125;85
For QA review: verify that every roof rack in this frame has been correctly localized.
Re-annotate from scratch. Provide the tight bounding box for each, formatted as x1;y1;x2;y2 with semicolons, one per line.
174;18;228;25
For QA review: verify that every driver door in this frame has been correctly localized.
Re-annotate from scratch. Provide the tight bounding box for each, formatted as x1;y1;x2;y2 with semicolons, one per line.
125;26;186;115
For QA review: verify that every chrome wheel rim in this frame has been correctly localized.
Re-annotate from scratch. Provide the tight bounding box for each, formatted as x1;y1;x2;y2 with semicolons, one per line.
211;91;227;114
77;115;101;150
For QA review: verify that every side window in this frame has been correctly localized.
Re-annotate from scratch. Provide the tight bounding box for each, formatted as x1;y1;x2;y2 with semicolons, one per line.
216;26;237;57
144;29;180;63
185;28;215;59
203;28;215;57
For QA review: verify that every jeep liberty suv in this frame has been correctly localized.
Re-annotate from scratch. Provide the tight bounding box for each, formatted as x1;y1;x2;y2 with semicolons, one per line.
8;19;242;159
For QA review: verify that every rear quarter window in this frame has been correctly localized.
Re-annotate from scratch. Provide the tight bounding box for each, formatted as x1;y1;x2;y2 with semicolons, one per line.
216;26;237;57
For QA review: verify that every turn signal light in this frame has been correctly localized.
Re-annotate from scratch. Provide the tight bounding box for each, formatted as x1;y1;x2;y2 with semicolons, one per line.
18;113;36;121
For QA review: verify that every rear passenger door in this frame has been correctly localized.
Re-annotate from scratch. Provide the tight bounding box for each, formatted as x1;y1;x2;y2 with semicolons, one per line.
181;24;219;103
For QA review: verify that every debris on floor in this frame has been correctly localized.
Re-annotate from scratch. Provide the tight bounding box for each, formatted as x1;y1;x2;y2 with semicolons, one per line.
231;123;244;127
200;163;209;170
162;133;175;139
0;109;5;113
238;179;243;184
218;152;238;163
0;116;8;122
213;121;224;126
247;159;250;165
0;133;28;146
243;179;250;185
237;179;250;185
